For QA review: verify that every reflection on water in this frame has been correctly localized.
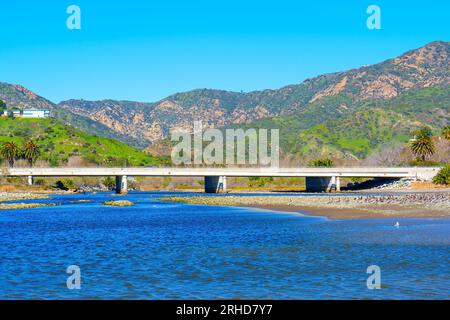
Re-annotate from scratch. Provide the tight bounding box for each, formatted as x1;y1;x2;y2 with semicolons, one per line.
0;191;449;299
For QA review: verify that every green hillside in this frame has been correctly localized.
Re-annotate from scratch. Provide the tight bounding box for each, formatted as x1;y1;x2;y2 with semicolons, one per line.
297;109;413;158
1;42;448;153
0;82;146;148
285;85;450;158
54;41;450;148
0;118;165;166
148;84;449;161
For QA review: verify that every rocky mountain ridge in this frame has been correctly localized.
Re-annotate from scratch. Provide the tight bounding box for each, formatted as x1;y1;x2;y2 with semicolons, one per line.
1;41;448;155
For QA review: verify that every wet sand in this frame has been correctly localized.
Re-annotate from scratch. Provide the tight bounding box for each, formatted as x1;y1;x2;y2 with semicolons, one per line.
252;204;449;219
164;193;450;219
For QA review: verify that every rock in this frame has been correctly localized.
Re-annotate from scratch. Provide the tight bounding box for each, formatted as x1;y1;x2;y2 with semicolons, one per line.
0;203;55;210
103;200;135;207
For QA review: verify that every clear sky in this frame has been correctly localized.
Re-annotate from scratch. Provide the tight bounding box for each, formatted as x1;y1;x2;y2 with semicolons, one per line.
0;0;448;103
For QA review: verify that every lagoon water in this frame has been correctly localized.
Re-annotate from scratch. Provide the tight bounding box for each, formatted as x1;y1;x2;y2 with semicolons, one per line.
0;191;449;299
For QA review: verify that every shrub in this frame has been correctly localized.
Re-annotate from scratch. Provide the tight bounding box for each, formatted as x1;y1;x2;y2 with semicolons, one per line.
248;176;274;187
442;126;450;141
433;164;450;185
34;178;46;186
308;158;334;167
54;179;75;190
409;160;441;167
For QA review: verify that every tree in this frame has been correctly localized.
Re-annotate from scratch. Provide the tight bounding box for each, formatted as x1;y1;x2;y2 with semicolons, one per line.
103;177;116;190
22;140;40;167
414;127;433;140
0;99;6;111
442;126;450;141
410;127;435;162
0;142;20;167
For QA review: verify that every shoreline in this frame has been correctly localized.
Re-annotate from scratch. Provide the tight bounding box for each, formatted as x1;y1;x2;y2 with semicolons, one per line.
1;190;449;218
163;193;450;219
0;192;53;210
247;203;450;219
0;191;49;203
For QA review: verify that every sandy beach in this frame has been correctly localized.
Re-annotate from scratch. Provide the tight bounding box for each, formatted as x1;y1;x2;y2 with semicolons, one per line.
163;192;450;219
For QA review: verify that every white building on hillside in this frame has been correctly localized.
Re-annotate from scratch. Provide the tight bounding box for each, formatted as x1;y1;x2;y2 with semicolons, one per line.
21;109;50;118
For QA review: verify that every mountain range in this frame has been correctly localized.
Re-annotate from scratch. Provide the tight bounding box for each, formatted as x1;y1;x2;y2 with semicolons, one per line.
1;40;449;159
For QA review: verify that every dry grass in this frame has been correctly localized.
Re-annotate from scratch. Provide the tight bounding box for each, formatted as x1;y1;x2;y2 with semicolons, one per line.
0;185;17;192
411;182;445;189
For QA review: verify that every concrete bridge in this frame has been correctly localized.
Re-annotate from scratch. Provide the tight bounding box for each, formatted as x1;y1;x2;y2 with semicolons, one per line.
0;167;440;194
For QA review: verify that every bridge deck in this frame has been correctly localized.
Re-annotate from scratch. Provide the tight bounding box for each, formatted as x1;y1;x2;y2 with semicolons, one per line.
1;167;440;180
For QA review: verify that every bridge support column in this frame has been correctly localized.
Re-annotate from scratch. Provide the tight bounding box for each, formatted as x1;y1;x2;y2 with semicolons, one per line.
306;176;340;192
204;176;227;193
27;175;33;186
115;175;128;194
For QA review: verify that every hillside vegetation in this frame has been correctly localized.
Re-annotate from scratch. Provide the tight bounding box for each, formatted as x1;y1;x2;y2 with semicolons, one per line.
29;41;450;148
0;41;448;162
0;82;145;148
248;84;450;159
58;41;450;145
0;118;165;167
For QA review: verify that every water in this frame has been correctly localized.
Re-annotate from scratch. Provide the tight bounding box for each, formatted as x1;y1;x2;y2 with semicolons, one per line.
0;191;449;299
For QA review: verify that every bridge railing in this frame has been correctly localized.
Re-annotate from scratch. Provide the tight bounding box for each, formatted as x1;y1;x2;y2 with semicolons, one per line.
1;166;440;180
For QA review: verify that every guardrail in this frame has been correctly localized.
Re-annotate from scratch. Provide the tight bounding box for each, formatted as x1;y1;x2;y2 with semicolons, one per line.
2;167;440;180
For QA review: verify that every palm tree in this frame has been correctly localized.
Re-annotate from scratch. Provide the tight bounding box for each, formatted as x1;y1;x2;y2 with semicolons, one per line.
0;142;20;167
414;127;433;140
22;140;40;167
442;126;450;141
411;127;435;162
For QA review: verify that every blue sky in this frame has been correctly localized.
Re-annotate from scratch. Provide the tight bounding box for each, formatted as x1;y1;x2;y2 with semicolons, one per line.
0;0;448;103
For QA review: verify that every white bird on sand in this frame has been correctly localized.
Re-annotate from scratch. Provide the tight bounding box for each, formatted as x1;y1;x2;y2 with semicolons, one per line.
394;222;400;228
